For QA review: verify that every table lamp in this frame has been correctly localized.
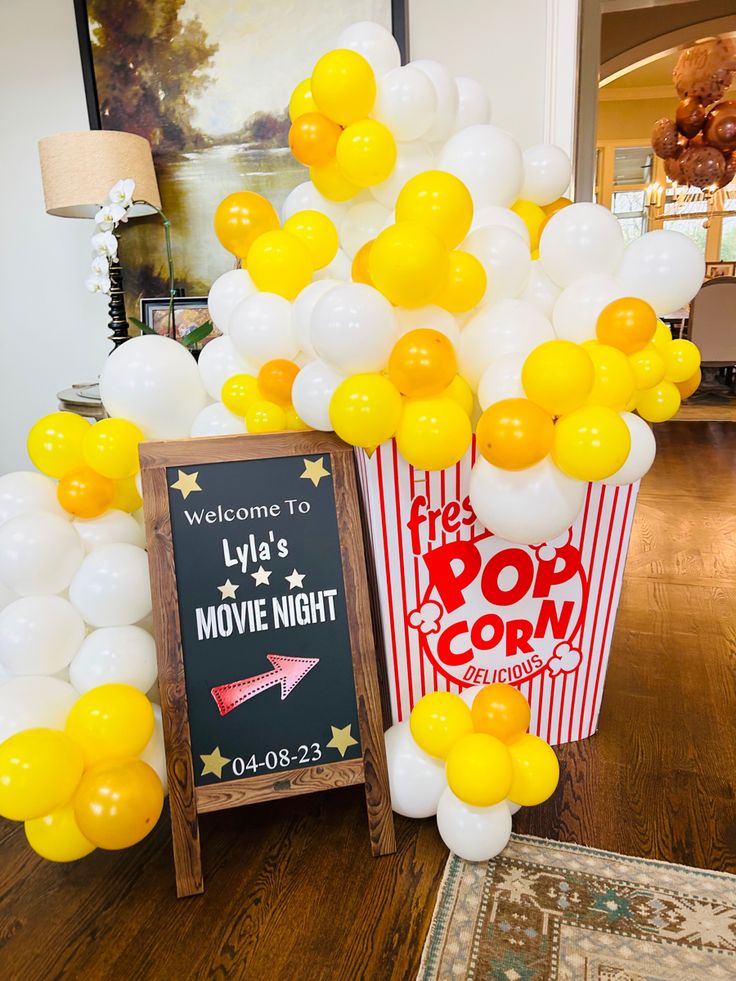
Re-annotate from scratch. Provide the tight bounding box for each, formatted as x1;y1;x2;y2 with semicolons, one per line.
38;130;162;349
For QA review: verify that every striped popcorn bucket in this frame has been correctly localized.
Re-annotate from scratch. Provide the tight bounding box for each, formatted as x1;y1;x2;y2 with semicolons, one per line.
355;439;638;746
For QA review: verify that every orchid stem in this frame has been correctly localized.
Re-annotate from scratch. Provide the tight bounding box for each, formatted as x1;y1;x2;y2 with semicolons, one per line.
133;199;176;339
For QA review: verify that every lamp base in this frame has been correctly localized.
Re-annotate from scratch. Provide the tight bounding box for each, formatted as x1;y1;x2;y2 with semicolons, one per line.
108;252;129;348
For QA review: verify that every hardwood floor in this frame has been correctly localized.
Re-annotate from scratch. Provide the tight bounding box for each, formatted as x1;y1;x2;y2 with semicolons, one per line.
1;422;734;980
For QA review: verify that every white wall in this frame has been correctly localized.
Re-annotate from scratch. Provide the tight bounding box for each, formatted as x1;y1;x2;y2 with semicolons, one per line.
0;0;565;472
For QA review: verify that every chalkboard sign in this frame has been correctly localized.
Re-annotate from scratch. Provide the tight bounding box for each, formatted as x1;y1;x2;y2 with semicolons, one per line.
139;432;395;897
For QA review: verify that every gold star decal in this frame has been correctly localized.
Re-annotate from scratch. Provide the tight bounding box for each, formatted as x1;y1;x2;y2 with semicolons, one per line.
326;724;358;758
217;579;239;600
251;565;272;586
200;746;231;779
284;568;306;590
300;457;330;487
170;470;202;500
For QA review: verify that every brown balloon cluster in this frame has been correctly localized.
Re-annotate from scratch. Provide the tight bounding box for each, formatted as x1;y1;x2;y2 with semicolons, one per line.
651;39;736;190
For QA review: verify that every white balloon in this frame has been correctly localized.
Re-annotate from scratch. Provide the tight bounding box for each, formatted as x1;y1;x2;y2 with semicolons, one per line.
459;685;484;708
539;203;624;289
69;543;152;627
552;273;625;344
396;305;461;347
281;181;348;226
140;703;168;795
370;141;434;209
340;201;391;259
411;60;458;143
0;471;68;525
373;65;436;142
522;144;572;206
463;226;532;302
459;300;555;388
190;403;247;438
477;353;526;408
207;269;256;333
521;262;562;318
69;624;157;694
0;676;77;743
337;21;401;78
507;800;522;816
0;511;83;596
0;580;16;614
74;509;145;552
229;292;297;367
436;788;512;862
100;335;208;439
292;280;340;358
313;248;353;282
469;456;586;544
0;596;85;675
197;335;254;401
291;360;345;431
617;229;705;314
311;283;398;373
602;413;656;486
385;722;447;818
454;76;491;130
439;125;523;208
471;206;529;243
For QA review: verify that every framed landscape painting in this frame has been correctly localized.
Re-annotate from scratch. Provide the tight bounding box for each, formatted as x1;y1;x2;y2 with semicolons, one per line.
74;0;407;316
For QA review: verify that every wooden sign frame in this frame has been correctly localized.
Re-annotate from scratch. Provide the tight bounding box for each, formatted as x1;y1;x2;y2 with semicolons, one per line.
139;431;395;897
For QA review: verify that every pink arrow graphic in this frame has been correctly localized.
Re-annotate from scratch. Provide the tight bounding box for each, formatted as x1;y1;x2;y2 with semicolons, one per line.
211;653;319;717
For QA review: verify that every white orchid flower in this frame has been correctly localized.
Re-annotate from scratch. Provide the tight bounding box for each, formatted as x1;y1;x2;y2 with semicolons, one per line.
85;271;111;294
91;254;109;276
91;231;118;258
94;203;127;231
108;178;135;208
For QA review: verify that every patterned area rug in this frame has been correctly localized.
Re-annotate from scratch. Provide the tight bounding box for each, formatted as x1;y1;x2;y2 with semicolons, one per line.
418;834;736;981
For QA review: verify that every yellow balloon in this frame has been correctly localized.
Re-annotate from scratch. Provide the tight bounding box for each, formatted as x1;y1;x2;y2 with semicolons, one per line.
310;157;361;202
395;170;474;249
311;48;376;126
65;684;154;768
289;78;317;121
521;340;595;416
662;339;701;383
369;221;449;308
442;375;474;416
27;411;91;479
247;229;314;300
0;728;84;822
285;405;311;431
507;734;560;806
628;345;666;390
245;399;287;433
82;418;144;480
336;119;396;188
329;373;403;449
221;373;259;416
583;341;636;411
652;320;673;349
396;397;472;471
636;381;681;423
445;733;514;807
110;476;143;513
433;250;487;312
283;210;339;269
511;199;547;251
552;405;631;481
25;802;96;862
409;692;473;759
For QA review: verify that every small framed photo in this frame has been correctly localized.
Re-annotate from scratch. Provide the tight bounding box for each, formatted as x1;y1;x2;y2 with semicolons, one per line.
139;296;217;348
705;262;735;279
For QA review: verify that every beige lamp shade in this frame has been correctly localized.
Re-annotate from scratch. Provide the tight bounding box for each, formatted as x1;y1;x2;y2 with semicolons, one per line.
38;130;161;218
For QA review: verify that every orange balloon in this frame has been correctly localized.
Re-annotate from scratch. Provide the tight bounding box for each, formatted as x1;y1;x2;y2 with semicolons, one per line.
352;239;374;285
258;360;300;405
388;328;457;397
676;368;701;399
214;192;280;260
288;112;342;167
596;297;657;355
471;683;531;742
475;399;554;470
73;759;163;850
57;466;114;519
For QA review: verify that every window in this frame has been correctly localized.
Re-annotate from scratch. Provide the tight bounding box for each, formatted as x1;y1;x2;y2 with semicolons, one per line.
613;147;652;186
663;218;707;252
612;190;646;244
722;197;736;261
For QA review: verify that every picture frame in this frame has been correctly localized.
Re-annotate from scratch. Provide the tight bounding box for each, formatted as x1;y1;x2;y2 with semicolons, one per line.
705;262;735;280
139;295;214;348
